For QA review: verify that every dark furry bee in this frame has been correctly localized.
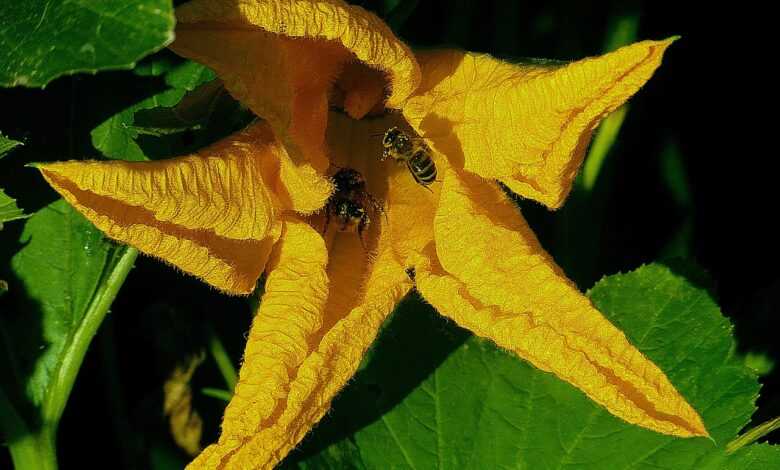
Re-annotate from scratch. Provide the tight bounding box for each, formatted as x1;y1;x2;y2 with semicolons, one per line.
324;168;382;240
381;127;437;188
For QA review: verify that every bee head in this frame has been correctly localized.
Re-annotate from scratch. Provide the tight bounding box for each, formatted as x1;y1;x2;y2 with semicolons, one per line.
382;127;403;148
332;168;364;193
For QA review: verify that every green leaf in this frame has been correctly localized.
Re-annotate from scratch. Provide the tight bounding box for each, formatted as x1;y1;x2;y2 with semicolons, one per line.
289;263;777;469
0;200;137;467
0;190;27;229
744;352;775;377
0;0;174;87
1;132;22;158
1;132;27;229
90;60;216;161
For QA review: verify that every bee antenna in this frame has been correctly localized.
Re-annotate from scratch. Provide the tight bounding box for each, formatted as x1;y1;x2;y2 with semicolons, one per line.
370;132;385;138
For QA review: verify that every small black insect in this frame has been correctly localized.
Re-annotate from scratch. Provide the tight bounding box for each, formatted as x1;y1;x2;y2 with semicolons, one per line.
324;168;383;241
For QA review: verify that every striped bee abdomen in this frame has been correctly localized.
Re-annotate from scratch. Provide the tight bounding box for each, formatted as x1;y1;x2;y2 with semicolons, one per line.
408;149;437;186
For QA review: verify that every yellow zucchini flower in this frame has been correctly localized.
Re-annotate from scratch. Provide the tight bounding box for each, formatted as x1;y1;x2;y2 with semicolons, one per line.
36;0;707;467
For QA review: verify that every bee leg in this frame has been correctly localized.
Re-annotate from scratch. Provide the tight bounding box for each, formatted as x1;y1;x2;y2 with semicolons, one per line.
422;184;434;193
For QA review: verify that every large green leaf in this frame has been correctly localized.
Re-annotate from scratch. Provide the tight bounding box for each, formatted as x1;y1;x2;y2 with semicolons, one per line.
0;0;175;87
90;59;217;161
0;200;136;466
289;263;778;469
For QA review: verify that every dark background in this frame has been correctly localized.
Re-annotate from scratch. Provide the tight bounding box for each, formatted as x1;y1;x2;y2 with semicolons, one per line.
1;0;777;467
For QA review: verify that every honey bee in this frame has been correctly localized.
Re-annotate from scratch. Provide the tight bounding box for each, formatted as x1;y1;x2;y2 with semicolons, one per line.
324;168;383;241
380;127;437;188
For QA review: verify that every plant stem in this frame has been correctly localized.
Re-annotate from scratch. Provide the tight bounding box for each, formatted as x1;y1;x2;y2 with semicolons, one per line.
43;246;138;425
201;387;233;402
579;105;629;192
8;427;58;470
726;416;780;454
208;327;238;391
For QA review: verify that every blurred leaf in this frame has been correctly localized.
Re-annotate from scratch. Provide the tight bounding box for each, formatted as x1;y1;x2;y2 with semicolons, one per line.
91;60;216;161
150;442;189;470
0;0;174;87
0;133;22;158
661;140;692;208
745;352;775;377
660;219;694;259
290;263;778;469
163;353;204;456
0;200;137;466
604;14;640;52
384;0;419;30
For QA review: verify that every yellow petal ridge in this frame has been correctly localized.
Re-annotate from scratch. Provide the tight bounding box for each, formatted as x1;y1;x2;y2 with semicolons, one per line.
37;123;291;294
171;29;336;211
190;229;412;468
43;124;278;240
415;168;707;438
403;38;676;208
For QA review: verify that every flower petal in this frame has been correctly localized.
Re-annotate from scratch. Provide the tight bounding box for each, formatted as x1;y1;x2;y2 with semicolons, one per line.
414;168;707;438
192;218;329;467
403;39;676;208
171;29;337;211
37;123;287;294
175;0;419;108
191;226;412;468
171;0;421;210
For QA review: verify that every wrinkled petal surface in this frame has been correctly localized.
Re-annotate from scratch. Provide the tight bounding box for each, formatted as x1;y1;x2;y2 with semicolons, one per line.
191;222;412;468
414;168;707;438
171;0;421;212
175;0;419;108
37;122;288;294
402;39;676;208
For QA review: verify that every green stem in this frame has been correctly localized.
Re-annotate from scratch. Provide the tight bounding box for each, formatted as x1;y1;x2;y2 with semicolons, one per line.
1;387;56;470
726;416;780;454
8;427;58;470
208;328;238;391
42;247;138;425
201;387;233;402
579;104;629;192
